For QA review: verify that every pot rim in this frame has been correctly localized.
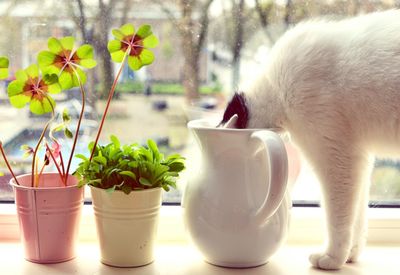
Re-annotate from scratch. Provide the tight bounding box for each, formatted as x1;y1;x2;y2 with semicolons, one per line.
9;172;80;190
89;185;162;194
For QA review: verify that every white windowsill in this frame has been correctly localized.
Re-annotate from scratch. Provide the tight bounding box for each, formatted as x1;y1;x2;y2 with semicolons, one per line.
0;204;399;274
2;204;400;244
0;242;399;274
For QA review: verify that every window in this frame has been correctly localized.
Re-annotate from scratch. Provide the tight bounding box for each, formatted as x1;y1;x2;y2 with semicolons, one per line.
0;0;400;207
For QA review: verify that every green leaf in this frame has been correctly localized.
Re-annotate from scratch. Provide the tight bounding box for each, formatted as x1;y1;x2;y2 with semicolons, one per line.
139;177;152;186
15;69;28;82
37;51;57;69
47;82;62;94
63;108;71;123
0;67;8;79
120;23;135;36
30;95;56;115
47;37;63;53
43;73;58;85
120;171;136;180
59;71;73;90
139;49;155;66
143;34;159;48
162;185;170;192
106;185;117;193
51;123;64;132
77;44;97;68
64;127;73;138
128;56;142;71
168;161;185;172
0;56;9;68
121;184;132;194
0;56;9;79
128;161;138;168
93;155;107;166
80;58;97;68
107;40;122;53
7;80;25;97
147;139;159;158
112;29;125;40
74;154;88;161
109;135;119;148
25;64;39;78
86;179;101;186
72;66;87;86
8;93;30;109
77;44;94;59
136;24;152;39
60;36;75;51
110;50;126;63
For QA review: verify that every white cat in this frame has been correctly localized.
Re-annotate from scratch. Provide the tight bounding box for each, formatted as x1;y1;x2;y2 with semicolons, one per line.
220;10;400;270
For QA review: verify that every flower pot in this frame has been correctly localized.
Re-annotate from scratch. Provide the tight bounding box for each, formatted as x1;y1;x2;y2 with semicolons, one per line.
90;186;162;267
9;173;84;263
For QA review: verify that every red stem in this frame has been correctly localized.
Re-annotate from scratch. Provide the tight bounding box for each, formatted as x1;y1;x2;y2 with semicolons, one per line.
65;73;85;182
0;142;20;185
59;152;65;177
89;52;128;161
37;159;47;186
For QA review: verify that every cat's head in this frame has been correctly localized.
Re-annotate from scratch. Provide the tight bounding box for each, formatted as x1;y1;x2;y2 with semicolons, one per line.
219;92;249;128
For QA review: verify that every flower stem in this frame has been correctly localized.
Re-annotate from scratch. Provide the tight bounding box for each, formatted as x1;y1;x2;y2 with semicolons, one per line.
31;98;56;187
37;159;47;186
89;51;129;161
0;141;20;185
65;71;85;183
59;152;65;177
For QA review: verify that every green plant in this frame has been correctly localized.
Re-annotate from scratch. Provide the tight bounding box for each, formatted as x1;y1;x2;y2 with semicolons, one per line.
74;136;185;194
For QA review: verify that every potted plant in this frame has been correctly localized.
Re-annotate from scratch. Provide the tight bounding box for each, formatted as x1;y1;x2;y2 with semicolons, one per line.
0;37;96;263
70;23;185;267
74;135;185;267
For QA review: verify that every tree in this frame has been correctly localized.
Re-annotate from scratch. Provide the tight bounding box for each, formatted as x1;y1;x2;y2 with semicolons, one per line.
254;0;275;44
230;0;245;90
68;0;125;100
156;0;215;102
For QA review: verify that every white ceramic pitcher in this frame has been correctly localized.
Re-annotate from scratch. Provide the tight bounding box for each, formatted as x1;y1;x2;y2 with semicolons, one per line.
183;118;290;268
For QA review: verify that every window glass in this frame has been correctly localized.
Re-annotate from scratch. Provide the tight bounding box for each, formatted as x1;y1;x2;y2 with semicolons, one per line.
0;0;400;205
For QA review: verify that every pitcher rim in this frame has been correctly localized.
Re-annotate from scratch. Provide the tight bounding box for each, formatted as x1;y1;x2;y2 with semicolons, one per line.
187;118;283;133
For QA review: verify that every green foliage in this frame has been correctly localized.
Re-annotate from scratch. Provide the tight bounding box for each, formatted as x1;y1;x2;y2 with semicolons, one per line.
370;167;400;200
0;56;9;79
108;23;159;71
74;135;185;194
7;64;61;115
116;81;223;95
37;36;97;89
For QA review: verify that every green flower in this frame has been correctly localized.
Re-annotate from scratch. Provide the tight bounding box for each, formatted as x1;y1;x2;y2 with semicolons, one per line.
37;37;97;89
0;56;9;79
107;24;159;71
7;64;61;115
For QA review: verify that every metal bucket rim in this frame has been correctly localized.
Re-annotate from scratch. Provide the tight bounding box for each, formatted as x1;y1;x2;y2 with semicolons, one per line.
9;172;80;190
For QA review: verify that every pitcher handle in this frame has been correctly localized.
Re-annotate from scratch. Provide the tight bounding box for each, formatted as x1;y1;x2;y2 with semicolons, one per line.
250;130;288;224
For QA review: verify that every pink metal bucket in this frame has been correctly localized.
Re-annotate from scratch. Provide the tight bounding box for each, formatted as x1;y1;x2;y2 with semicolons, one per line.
10;173;84;263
